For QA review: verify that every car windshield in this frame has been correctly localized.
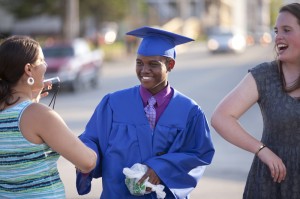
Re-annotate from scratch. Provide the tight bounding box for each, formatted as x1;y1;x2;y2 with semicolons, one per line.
211;32;233;37
220;32;233;36
43;46;74;58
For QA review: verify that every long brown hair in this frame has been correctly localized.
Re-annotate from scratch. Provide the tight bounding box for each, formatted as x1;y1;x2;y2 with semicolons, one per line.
0;35;40;110
277;3;300;92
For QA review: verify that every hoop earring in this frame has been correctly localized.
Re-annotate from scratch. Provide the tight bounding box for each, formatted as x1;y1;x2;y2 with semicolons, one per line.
27;77;34;85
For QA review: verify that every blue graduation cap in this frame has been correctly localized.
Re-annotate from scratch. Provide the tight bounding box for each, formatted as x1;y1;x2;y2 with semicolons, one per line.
126;26;194;59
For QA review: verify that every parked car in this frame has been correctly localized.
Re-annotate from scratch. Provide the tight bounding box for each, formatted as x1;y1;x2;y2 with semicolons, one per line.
206;30;246;54
252;31;273;46
42;38;104;92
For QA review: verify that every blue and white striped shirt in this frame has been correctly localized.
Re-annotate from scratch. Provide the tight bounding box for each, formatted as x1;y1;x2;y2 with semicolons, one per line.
0;100;65;198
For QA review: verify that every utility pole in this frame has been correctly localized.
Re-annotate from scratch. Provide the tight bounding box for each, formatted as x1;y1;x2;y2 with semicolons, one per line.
63;0;79;40
177;0;190;20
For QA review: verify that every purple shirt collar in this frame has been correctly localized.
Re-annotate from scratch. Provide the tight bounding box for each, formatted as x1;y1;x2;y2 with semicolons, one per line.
140;83;171;107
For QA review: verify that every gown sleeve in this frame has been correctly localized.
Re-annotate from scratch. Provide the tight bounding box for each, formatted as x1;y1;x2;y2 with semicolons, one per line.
76;95;112;195
144;106;215;198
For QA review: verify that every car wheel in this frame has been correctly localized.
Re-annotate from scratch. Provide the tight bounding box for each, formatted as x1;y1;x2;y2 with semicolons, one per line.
90;76;99;89
90;67;101;89
69;75;84;92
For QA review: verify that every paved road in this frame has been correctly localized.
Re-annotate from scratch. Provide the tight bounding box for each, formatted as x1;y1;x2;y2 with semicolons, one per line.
52;43;274;199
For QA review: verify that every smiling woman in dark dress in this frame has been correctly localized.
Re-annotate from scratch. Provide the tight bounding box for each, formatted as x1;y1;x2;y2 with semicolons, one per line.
211;3;300;199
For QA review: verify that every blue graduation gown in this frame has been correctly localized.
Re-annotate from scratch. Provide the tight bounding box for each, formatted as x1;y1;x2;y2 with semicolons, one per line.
76;86;215;199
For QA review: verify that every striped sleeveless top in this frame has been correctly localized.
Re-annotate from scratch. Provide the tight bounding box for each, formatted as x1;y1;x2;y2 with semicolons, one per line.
0;100;65;198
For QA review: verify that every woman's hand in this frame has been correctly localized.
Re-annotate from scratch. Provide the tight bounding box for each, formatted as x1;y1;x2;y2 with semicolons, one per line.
32;80;52;102
257;147;286;183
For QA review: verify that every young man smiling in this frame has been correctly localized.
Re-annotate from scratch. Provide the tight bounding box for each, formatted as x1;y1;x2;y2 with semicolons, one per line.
76;26;215;199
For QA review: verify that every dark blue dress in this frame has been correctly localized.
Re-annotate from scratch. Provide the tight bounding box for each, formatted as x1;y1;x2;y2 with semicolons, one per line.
244;61;300;199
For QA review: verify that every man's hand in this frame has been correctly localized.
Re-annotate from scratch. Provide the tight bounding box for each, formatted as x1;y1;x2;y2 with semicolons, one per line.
138;166;160;192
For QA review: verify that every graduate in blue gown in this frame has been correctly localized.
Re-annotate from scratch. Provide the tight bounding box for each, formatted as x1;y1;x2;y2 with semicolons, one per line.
76;26;215;199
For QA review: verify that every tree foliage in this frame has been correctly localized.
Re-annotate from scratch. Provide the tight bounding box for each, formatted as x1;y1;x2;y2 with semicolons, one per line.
270;0;283;27
79;0;129;22
0;0;63;18
0;0;147;39
0;0;132;22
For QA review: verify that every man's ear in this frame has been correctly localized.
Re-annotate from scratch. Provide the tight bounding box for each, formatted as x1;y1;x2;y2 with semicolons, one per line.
168;59;175;71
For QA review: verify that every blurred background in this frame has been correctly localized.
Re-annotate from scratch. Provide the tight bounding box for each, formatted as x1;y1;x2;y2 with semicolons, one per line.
0;0;296;93
1;0;300;198
0;0;295;58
